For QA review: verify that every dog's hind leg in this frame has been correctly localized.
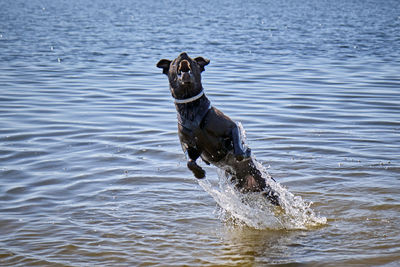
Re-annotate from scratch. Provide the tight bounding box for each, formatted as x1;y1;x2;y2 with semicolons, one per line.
262;187;280;206
249;162;280;206
235;159;281;206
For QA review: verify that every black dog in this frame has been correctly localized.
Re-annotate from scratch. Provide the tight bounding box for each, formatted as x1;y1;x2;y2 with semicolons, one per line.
157;52;279;205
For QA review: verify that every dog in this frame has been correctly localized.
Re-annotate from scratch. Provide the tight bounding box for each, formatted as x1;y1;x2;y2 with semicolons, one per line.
157;52;280;206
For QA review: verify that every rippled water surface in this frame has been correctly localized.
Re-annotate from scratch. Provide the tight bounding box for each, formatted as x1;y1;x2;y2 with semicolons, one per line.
1;0;400;266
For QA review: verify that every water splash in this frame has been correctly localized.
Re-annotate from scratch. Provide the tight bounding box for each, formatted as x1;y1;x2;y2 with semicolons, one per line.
198;123;327;230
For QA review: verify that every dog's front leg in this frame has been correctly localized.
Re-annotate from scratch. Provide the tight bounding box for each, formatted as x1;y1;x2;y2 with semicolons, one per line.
185;147;206;179
231;125;251;161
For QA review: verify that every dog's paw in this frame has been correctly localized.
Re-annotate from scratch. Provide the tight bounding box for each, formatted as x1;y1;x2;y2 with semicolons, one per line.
235;154;244;161
235;148;251;161
193;168;206;179
187;160;206;179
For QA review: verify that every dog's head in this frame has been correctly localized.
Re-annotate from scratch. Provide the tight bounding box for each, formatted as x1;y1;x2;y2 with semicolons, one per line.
157;52;210;100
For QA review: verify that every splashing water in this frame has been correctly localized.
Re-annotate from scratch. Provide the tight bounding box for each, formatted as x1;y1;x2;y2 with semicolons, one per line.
198;123;327;230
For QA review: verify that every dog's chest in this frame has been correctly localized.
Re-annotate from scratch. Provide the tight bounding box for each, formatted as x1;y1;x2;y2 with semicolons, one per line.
176;99;211;132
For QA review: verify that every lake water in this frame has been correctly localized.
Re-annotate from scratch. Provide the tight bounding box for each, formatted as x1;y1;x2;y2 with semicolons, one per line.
1;0;400;265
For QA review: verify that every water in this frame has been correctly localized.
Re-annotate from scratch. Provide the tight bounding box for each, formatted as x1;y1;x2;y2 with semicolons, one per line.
1;0;399;265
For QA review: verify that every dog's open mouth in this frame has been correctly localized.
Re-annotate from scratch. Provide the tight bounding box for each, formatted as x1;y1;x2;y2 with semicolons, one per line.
178;60;192;84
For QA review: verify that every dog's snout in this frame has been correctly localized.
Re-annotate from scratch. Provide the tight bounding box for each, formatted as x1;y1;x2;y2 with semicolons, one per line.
179;52;188;58
178;60;191;73
181;72;191;83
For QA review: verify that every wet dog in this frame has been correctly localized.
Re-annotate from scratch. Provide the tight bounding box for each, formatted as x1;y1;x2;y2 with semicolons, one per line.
157;52;279;205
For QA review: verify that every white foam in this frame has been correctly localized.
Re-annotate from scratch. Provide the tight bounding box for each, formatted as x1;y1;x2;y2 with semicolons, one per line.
197;123;327;230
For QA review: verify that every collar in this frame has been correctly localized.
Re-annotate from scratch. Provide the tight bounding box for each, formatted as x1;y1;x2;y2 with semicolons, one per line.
173;89;204;104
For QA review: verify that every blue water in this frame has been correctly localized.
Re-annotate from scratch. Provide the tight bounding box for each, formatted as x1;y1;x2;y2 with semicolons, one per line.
1;0;400;265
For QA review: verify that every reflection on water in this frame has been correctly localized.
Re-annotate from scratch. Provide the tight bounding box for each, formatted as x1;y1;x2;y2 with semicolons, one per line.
1;0;400;265
217;227;310;265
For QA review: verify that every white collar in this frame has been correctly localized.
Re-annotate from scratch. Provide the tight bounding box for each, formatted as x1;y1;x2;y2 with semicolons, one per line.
174;89;204;104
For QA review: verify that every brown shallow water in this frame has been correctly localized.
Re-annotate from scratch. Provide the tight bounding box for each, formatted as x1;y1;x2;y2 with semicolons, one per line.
1;0;400;266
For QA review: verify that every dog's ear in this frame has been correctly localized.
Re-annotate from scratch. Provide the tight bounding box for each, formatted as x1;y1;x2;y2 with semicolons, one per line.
194;57;210;72
156;59;172;75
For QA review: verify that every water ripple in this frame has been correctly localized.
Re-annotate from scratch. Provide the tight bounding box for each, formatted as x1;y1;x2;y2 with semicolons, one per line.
1;0;400;265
